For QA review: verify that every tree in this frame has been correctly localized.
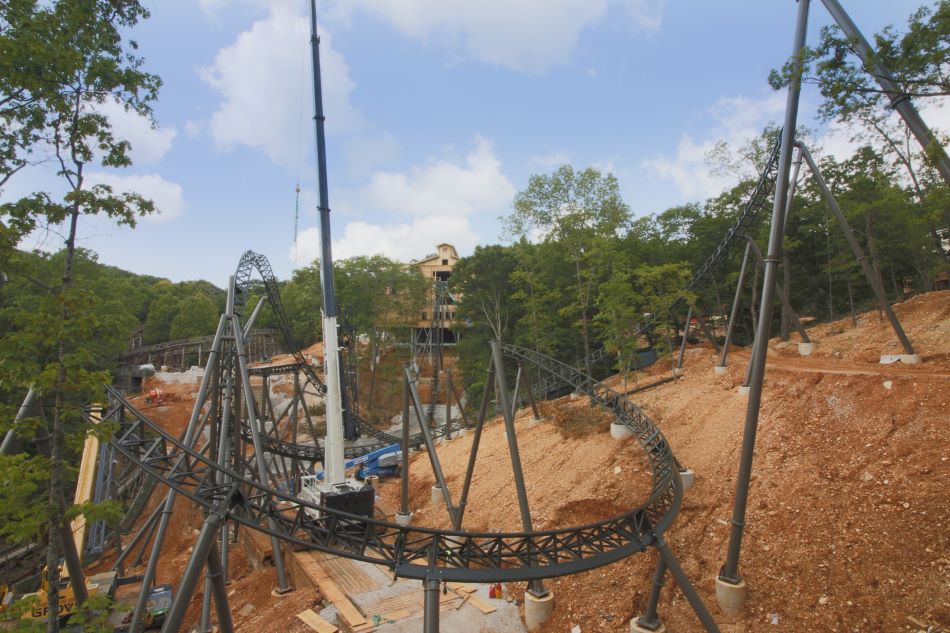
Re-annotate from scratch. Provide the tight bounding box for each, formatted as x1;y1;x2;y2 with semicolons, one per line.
451;245;519;341
0;2;160;629
505;165;630;374
142;292;181;343
168;292;217;340
769;1;950;255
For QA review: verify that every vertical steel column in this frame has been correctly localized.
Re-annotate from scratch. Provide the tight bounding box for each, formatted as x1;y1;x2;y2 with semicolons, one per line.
490;341;546;597
636;556;668;630
509;365;522;420
160;488;236;633
518;362;543;421
130;314;229;632
744;237;811;343
721;0;809;584
676;307;693;369
456;365;495;529
798;142;916;354
820;0;950;185
718;242;752;368
400;365;411;516
422;577;440;633
444;368;453;440
232;317;291;593
405;366;458;524
694;310;721;354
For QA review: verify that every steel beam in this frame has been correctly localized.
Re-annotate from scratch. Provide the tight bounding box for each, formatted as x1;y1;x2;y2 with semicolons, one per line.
798;141;916;355
721;0;809;585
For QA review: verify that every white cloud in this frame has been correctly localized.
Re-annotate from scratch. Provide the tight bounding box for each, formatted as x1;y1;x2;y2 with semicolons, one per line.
292;215;480;265
93;98;176;165
85;172;185;222
344;136;515;217
199;1;361;167
290;136;514;264
643;92;786;199
332;0;664;73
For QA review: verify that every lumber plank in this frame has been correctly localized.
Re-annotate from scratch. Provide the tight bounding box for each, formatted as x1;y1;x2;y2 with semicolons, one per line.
466;594;497;614
300;553;366;626
296;609;338;633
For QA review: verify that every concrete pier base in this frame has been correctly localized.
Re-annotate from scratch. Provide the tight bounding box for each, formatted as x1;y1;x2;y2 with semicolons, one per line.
713;365;728;375
528;417;545;428
431;485;443;507
672;367;684;377
880;353;922;365
715;577;747;613
630;618;666;633
610;421;634;440
738;385;750;396
798;342;815;356
524;591;555;631
394;511;411;527
678;468;695;492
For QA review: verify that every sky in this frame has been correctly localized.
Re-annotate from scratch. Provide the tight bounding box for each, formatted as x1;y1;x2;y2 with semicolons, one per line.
7;0;945;287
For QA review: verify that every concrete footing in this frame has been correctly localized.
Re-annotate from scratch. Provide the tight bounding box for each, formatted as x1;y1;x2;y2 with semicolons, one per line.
798;342;815;356
431;485;443;507
457;427;468;437
394;511;411;526
610;421;634;440
713;365;728;375
528;417;546;428
630;618;666;633
678;468;695;492
738;385;750;396
672;367;684;377
524;591;555;631
880;353;922;365
715;576;747;613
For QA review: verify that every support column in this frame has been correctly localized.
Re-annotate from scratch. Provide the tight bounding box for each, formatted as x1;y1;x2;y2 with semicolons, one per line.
490;341;550;614
717;242;752;373
719;0;810;607
396;365;411;526
632;556;667;633
798;142;918;361
676;307;693;369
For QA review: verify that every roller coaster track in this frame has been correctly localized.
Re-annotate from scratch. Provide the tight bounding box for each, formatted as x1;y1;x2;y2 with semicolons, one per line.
534;135;782;397
104;340;681;583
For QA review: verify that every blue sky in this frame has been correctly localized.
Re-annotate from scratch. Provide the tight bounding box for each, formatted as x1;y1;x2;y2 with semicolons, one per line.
9;0;941;286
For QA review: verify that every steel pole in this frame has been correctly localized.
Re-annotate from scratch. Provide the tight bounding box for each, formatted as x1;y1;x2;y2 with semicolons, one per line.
798;141;916;354
721;0;810;584
405;366;457;522
444;368;453;440
400;365;411;516
161;490;235;633
657;537;720;633
744;237;811;343
820;0;950;185
130;314;229;632
232;315;291;593
509;365;522;420
490;341;546;597
423;577;440;633
518;362;543;421
637;555;668;630
456;365;495;529
718;242;752;368
0;388;36;455
676;307;693;369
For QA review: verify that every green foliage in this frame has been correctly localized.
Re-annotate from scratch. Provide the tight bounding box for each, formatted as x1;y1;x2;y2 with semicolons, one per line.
66;594;126;632
0;452;49;542
334;254;428;340
168;292;218;340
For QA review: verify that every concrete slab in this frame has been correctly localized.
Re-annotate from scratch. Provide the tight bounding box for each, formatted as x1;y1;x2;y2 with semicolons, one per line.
316;557;526;633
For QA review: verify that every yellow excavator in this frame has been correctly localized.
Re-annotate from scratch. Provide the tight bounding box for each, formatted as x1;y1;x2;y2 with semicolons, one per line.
1;563;117;622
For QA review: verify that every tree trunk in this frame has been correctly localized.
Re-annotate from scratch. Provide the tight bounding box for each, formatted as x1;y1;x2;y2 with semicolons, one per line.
47;204;82;632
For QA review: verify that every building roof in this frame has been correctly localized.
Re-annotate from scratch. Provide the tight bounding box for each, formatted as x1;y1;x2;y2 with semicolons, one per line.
414;244;459;264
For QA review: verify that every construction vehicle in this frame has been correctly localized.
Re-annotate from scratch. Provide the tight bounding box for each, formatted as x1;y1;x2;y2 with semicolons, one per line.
143;584;173;629
143;388;165;405
2;563;117;622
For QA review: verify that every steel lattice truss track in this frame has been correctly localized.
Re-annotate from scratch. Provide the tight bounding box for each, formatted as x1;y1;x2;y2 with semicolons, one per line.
106;341;682;583
534;135;783;397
